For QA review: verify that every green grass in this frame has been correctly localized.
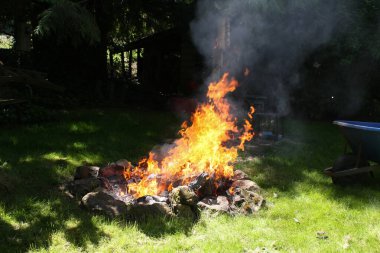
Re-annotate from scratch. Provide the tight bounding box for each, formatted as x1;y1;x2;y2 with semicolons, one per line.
1;109;380;252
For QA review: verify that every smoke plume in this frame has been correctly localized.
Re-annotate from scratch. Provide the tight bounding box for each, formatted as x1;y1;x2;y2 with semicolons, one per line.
190;0;346;115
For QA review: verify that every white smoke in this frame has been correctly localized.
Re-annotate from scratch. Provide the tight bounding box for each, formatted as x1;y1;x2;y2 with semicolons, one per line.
190;0;346;115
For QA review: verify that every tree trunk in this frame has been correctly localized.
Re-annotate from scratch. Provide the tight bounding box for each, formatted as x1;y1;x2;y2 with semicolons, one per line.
14;17;31;52
14;18;31;52
93;0;110;81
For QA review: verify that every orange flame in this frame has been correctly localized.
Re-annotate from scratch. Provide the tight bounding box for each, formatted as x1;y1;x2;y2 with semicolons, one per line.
125;73;254;198
239;106;255;151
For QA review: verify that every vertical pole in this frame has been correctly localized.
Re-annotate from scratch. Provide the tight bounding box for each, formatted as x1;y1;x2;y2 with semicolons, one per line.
121;51;126;78
128;50;132;78
137;48;141;81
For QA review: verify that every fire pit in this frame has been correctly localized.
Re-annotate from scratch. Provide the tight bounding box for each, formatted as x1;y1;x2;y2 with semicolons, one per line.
63;73;265;219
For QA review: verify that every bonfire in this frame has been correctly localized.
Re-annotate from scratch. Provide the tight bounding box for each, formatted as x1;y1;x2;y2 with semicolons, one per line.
65;73;265;219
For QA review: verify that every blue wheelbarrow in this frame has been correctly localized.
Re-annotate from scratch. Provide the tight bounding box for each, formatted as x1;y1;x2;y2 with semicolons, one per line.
324;120;380;184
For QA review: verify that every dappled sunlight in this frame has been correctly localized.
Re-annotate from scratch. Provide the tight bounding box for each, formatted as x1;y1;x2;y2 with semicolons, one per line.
0;158;12;171
41;152;68;163
40;152;73;167
0;109;183;252
0;192;109;252
18;155;34;163
66;153;104;167
236;153;304;192
63;217;110;248
69;122;99;134
41;152;103;168
0;205;21;229
70;142;87;150
300;170;329;185
2;109;380;251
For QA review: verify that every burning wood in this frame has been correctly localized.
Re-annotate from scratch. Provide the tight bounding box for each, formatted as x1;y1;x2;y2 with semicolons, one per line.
124;73;254;198
63;73;264;218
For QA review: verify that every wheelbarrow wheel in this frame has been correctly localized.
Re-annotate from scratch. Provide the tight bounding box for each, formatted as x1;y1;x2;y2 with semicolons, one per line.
331;154;370;185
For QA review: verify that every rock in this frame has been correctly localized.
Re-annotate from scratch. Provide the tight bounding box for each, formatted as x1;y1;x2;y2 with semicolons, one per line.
169;186;199;206
158;191;169;198
66;178;102;198
128;201;173;219
189;172;208;191
197;176;215;198
238;189;265;214
152;195;169;203
74;166;99;180
232;194;244;206
100;174;128;192
136;195;155;204
81;191;128;218
230;180;260;193
214;177;233;196
232;170;250;181
197;196;230;213
115;159;134;170
106;191;135;204
99;163;125;178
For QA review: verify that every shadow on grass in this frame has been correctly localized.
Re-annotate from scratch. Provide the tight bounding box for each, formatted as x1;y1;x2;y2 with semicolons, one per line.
129;216;197;238
0;109;182;252
0;193;109;252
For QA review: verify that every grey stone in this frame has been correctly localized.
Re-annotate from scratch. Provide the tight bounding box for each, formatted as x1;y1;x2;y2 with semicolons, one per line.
136;195;155;204
128;201;173;219
66;178;102;198
232;194;244;206
197;196;230;213
169;186;199;206
152;195;169;203
74;166;99;180
115;159;134;170
231;180;260;193
99;164;124;178
189;172;208;191
158;191;169;198
238;189;265;214
81;191;128;218
232;170;250;181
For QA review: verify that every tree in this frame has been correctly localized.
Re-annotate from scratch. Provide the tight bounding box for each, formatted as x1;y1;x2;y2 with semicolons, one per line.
35;0;100;47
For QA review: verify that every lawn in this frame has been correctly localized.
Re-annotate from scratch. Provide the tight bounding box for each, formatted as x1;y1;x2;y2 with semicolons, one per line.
1;109;380;252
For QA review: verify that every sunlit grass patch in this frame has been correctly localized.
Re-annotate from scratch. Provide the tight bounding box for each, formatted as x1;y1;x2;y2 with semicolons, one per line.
69;122;99;133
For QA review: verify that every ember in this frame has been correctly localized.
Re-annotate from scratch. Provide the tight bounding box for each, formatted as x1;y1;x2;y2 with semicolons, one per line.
64;73;264;218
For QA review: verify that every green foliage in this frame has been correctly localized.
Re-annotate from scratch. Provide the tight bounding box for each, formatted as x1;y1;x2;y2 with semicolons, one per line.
111;0;195;46
35;0;100;47
332;0;380;63
0;34;14;49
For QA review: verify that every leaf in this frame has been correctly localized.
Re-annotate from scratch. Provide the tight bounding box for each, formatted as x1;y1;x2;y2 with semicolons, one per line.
35;0;100;47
